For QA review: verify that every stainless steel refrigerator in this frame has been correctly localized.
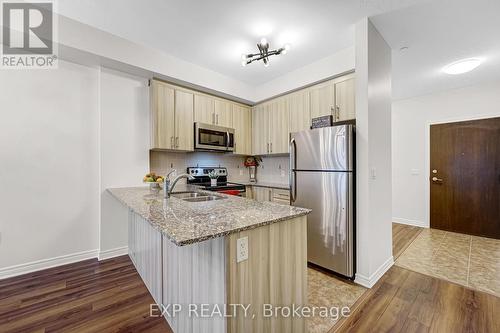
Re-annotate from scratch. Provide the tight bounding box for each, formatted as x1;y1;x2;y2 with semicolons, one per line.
289;124;355;278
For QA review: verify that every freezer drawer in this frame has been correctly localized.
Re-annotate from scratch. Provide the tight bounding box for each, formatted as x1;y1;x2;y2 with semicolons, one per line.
293;171;354;277
290;125;353;171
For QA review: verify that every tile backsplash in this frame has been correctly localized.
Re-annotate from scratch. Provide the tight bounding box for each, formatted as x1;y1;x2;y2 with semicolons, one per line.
149;151;290;185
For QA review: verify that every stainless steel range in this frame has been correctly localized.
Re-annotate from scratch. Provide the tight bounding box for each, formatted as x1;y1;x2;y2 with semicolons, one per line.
187;167;246;196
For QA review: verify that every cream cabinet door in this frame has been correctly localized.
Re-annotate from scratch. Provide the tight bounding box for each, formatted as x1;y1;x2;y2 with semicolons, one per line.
214;99;233;127
309;81;335;122
288;90;310;134
232;104;252;155
194;94;215;124
152;81;175;149
174;90;194;151
334;77;355;121
252;104;269;155
253;187;272;202
268;98;289;154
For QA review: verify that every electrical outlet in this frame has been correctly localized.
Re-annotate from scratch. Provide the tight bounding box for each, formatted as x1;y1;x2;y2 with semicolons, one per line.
239;169;244;176
237;236;248;263
280;169;286;177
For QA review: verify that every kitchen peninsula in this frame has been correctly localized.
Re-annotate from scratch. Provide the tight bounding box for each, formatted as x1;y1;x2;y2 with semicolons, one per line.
108;185;310;333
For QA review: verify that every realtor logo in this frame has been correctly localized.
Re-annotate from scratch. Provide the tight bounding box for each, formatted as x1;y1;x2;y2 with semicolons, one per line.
1;1;57;68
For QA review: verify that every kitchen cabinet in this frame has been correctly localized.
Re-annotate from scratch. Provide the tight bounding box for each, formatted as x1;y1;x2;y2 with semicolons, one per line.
271;188;290;205
194;94;215;124
288;90;311;134
308;74;356;125
214;99;233;127
152;80;194;151
232;104;252;155
252;104;268;155
174;89;194;151
194;94;232;127
253;186;272;202
309;81;335;121
152;81;175;149
334;76;355;121
251;98;289;155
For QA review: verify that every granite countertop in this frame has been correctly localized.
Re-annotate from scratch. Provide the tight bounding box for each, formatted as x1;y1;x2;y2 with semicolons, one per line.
232;181;290;190
107;185;310;246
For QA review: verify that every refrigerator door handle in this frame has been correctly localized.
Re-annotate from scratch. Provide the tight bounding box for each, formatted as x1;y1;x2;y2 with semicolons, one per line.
289;138;297;203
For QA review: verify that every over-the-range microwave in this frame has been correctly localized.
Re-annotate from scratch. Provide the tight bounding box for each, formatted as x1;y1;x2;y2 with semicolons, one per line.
194;122;235;152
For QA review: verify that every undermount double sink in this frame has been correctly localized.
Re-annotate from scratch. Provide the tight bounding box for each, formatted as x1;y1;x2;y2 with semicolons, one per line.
171;191;226;202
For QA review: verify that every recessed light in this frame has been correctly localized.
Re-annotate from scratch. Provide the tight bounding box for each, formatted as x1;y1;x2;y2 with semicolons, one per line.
442;58;482;75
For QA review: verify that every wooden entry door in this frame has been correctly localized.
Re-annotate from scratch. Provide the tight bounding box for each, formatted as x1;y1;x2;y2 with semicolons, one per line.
430;117;500;239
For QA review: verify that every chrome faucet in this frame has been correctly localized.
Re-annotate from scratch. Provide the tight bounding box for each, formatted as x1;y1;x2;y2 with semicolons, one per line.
164;170;195;198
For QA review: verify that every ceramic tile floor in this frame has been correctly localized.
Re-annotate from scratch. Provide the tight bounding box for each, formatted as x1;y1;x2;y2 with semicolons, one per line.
306;268;366;333
396;228;500;297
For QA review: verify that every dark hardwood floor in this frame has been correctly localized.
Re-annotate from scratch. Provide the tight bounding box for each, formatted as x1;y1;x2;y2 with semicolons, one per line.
0;255;171;333
392;222;422;260
332;265;500;333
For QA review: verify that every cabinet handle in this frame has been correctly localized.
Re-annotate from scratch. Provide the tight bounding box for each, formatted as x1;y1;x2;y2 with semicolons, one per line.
175;137;179;148
267;143;269;154
336;106;340;121
212;113;215;124
170;136;174;148
216;114;219;124
270;142;273;153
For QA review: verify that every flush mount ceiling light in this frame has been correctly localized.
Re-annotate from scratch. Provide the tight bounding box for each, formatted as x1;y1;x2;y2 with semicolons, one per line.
241;38;291;67
442;58;482;75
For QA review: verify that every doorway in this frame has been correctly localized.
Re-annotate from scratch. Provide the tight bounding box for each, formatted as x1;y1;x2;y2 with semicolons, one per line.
430;117;500;239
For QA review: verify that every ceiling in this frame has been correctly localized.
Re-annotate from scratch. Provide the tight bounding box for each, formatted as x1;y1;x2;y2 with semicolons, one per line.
371;0;500;100
57;0;423;86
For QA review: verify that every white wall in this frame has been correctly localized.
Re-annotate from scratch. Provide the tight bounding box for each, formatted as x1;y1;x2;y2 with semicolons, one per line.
253;47;355;102
99;68;150;257
392;80;500;227
354;18;393;288
0;61;100;273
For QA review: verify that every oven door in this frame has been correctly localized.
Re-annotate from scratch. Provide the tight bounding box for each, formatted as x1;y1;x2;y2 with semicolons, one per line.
195;123;235;152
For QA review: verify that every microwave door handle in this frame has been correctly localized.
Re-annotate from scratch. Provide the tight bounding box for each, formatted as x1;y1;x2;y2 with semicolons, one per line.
226;131;230;150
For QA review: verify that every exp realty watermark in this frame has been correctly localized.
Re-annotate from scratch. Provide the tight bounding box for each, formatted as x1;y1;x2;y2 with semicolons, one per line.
151;303;351;321
1;0;58;68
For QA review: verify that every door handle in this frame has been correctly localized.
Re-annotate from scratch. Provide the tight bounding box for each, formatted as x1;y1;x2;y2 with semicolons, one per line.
432;176;443;183
289;138;297;203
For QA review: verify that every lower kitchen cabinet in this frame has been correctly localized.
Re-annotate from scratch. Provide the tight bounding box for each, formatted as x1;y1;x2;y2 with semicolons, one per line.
251;186;290;205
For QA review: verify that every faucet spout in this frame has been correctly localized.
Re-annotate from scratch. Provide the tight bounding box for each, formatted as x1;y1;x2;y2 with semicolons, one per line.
164;172;195;198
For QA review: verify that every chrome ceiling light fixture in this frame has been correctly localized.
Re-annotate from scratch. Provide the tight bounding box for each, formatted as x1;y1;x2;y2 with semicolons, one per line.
241;38;291;67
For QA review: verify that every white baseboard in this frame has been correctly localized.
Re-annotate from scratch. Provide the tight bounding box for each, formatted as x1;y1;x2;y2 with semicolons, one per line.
355;256;394;288
393;217;428;228
98;246;129;261
0;249;99;280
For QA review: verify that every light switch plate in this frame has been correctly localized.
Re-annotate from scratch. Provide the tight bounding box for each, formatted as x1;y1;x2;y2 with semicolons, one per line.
237;236;248;263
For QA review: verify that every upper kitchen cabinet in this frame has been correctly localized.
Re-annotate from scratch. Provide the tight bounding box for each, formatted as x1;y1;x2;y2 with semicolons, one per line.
151;80;194;151
232;104;252;155
288;90;311;134
194;94;215;124
309;80;335;121
268;98;289;154
174;89;194;151
308;73;356;124
334;75;355;121
252;98;289;155
152;81;175;149
214;99;233;127
252;104;268;155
